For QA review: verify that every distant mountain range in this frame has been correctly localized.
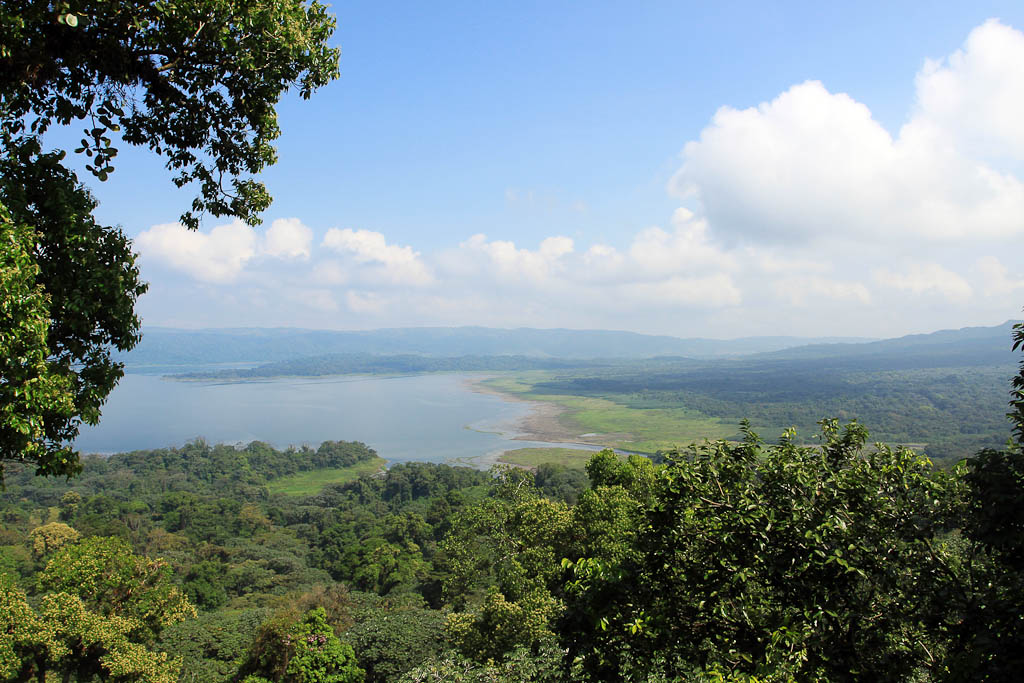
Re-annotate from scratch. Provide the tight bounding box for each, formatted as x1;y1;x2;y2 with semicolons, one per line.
754;321;1020;370
172;353;609;380
116;321;1022;373
116;326;875;368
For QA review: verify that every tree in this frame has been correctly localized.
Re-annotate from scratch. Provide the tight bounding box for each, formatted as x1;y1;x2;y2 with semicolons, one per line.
239;607;363;683
0;210;78;485
345;607;447;683
27;521;79;559
938;319;1024;678
440;468;573;663
0;535;195;682
1010;318;1024;446
562;421;954;682
0;0;340;480
36;536;196;645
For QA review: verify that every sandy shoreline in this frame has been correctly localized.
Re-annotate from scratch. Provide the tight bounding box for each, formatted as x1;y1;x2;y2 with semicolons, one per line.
463;376;612;447
458;376;642;470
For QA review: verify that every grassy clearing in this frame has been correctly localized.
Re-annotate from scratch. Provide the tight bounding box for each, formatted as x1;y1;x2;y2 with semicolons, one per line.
267;457;387;496
480;373;550;395
481;376;733;453
556;395;733;452
499;447;601;470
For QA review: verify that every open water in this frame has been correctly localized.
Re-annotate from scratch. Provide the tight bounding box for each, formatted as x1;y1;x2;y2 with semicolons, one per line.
74;373;594;466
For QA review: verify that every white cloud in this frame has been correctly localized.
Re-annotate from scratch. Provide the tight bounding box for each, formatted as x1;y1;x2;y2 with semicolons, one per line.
873;263;972;302
671;22;1024;244
628;209;737;278
322;228;433;286
135;220;257;283
915;19;1024;159
136;217;316;283
264;218;313;260
752;250;832;275
459;234;575;283
582;243;624;276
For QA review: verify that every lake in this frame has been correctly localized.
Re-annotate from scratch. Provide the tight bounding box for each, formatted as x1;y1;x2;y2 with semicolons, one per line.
75;373;593;467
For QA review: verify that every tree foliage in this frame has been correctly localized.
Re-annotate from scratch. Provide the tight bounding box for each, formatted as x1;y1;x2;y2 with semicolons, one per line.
0;535;194;682
562;422;958;681
0;0;340;481
239;606;363;683
37;535;196;644
0;207;77;484
1;0;339;226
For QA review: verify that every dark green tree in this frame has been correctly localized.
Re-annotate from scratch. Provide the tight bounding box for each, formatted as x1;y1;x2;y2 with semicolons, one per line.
1010;318;1024;446
0;0;340;480
563;422;954;682
346;608;447;683
0;209;77;485
239;607;363;683
940;319;1024;678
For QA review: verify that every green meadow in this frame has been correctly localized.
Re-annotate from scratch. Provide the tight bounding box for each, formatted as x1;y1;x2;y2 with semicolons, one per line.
482;375;733;454
267;457;388;496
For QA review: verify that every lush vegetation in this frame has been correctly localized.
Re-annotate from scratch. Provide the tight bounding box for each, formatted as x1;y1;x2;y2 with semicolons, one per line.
0;0;339;481
487;356;1015;464
0;438;497;681
3;356;1024;681
10;1;1021;679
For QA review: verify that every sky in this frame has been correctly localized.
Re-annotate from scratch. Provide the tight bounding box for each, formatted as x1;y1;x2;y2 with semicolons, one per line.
55;1;1024;339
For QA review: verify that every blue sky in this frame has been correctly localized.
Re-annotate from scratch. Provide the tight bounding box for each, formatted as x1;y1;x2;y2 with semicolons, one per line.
58;1;1024;338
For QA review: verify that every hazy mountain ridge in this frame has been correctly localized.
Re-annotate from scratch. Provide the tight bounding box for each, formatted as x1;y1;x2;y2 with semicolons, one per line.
173;353;608;380
118;325;874;367
751;320;1020;368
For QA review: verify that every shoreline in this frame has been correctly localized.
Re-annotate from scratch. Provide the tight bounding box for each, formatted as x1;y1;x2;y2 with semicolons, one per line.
462;376;619;449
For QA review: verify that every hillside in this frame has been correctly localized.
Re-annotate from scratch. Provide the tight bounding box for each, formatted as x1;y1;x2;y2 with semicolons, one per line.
487;321;1021;462
116;326;874;368
753;320;1020;368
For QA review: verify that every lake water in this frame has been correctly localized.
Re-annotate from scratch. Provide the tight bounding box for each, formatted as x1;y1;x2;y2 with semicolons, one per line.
75;373;594;467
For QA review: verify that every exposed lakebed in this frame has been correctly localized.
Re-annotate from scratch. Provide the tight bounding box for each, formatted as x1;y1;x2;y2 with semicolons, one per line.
75;372;601;467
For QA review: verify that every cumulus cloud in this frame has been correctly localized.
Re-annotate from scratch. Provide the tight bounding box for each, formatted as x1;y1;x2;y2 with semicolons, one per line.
671;19;1024;244
582;243;624;276
136;217;317;283
627;209;738;278
135;220;258;283
458;234;575;283
264;218;313;260
916;19;1024;159
322;228;433;286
